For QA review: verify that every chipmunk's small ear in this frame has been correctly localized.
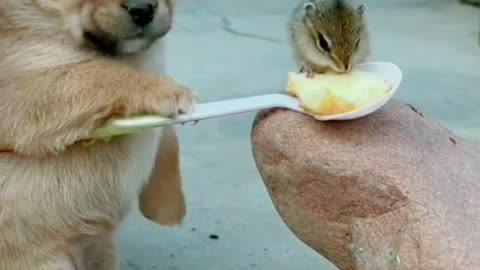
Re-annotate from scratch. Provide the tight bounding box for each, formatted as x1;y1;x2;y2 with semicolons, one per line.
357;4;365;15
303;2;317;13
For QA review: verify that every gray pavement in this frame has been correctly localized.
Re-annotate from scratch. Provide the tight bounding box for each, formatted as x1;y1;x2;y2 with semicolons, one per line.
118;1;480;269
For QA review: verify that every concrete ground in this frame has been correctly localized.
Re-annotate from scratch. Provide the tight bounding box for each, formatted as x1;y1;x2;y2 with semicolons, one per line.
118;1;480;269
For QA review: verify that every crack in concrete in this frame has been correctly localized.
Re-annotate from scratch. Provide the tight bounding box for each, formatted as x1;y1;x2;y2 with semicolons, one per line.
198;3;284;44
220;16;284;44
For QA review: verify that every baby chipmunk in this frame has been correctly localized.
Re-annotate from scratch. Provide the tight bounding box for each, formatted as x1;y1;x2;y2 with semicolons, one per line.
288;0;370;77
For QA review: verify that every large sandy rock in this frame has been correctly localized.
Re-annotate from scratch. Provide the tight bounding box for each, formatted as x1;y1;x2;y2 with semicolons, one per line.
251;100;480;270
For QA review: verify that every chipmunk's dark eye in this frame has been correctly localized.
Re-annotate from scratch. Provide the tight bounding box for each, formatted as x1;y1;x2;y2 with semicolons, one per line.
317;34;330;52
316;33;330;52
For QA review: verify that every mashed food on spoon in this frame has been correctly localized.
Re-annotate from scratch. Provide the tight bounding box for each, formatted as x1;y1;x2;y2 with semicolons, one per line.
286;70;391;116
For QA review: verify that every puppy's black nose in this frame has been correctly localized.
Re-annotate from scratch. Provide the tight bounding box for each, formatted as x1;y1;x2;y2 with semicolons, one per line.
127;3;156;27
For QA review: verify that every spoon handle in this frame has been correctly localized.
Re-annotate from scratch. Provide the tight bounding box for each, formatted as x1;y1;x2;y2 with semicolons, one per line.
178;93;299;123
90;93;300;139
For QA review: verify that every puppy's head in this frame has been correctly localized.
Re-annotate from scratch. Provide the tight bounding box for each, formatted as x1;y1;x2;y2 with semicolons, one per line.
78;0;176;55
9;0;176;56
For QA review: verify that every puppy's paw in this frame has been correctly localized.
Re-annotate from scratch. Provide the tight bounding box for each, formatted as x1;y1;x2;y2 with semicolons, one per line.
139;173;187;227
121;77;197;119
140;192;186;226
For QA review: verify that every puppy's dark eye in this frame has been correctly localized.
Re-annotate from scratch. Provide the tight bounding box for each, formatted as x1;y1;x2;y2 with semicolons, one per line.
316;33;330;52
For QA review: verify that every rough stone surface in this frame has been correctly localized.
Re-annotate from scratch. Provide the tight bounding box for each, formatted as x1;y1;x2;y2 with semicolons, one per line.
251;100;480;270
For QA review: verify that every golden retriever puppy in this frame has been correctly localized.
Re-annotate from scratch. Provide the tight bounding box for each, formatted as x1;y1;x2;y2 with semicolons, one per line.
0;0;195;269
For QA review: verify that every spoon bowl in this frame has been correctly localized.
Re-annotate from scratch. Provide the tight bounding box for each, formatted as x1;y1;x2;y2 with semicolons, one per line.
311;61;402;121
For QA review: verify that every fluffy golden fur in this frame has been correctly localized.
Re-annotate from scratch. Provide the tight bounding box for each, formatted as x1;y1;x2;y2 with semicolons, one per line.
0;0;196;269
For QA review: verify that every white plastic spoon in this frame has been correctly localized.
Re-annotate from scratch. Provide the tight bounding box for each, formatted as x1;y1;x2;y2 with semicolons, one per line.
89;61;402;139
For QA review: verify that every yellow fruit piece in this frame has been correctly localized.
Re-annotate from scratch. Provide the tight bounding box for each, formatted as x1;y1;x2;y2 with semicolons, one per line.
286;70;391;116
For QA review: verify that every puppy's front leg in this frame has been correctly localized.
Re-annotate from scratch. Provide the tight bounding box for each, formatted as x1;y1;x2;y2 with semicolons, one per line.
0;60;196;157
139;125;186;226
